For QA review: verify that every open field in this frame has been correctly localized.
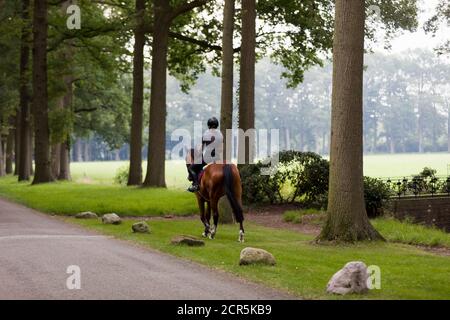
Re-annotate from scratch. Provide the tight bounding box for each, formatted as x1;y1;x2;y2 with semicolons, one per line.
68;153;450;187
69;217;450;300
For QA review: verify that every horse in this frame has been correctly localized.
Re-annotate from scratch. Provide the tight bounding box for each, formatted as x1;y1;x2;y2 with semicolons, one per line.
186;149;245;242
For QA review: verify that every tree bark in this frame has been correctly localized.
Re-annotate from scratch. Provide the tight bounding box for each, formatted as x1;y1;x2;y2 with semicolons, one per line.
0;136;5;177
32;0;53;184
6;125;14;174
237;0;256;165
143;0;171;188
83;139;90;161
58;77;72;180
220;0;235;162
74;138;82;162
51;143;61;178
318;0;383;242
128;0;145;186
14;112;20;175
18;0;31;181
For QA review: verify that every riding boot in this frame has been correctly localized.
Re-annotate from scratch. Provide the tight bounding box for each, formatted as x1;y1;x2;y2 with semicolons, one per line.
187;166;199;192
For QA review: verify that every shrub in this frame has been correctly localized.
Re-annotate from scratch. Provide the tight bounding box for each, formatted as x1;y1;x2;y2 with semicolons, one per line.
363;177;391;218
240;151;329;205
114;165;129;185
241;150;391;216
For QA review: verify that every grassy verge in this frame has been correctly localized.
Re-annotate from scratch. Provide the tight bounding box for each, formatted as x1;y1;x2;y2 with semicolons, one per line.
373;217;450;247
69;218;450;299
0;176;197;216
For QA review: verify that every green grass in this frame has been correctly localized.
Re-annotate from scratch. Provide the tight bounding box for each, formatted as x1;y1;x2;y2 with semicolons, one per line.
373;217;450;247
69;218;450;300
0;176;196;216
283;209;321;224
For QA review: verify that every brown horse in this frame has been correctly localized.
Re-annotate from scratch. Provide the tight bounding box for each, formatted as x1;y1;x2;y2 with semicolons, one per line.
186;151;245;242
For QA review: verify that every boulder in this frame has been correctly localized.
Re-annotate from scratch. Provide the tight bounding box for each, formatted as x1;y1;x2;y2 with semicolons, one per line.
239;247;276;266
171;235;205;247
326;261;369;295
75;211;98;219
101;213;122;225
132;221;150;233
218;196;235;224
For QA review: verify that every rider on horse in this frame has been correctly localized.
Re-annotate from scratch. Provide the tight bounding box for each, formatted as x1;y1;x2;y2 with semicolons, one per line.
186;117;223;192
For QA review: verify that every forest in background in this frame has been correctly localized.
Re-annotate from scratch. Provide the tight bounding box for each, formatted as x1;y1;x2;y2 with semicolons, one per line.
70;48;450;162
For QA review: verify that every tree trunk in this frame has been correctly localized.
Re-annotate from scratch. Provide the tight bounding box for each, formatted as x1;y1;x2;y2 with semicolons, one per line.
238;0;256;164
74;138;82;162
32;0;53;184
128;0;145;186
51;143;61;178
83;139;90;161
59;137;71;180
14;112;20;175
29;128;34;176
58;78;72;180
318;0;383;242
6;126;14;174
220;0;235;162
143;1;170;188
0;137;5;177
18;0;31;181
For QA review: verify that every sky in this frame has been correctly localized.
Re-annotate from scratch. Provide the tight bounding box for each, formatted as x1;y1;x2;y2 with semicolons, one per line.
376;0;449;54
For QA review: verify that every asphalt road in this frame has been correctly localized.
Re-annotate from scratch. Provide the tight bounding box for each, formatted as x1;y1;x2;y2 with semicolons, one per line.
0;198;291;300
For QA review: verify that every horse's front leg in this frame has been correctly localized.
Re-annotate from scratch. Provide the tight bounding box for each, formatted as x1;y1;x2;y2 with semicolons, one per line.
197;195;210;238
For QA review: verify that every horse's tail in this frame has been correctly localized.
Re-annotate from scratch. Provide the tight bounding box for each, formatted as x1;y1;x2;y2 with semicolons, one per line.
223;164;244;223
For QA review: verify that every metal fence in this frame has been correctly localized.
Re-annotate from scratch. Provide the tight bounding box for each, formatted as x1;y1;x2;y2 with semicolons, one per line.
382;175;450;198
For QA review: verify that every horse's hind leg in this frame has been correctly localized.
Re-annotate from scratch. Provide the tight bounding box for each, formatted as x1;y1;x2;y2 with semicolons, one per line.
209;197;219;240
238;222;245;243
203;202;212;237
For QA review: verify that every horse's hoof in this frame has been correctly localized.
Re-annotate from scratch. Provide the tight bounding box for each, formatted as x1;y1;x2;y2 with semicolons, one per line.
209;234;215;240
202;232;208;238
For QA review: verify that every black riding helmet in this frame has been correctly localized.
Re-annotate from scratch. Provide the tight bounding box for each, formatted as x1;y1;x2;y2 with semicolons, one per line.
207;117;219;129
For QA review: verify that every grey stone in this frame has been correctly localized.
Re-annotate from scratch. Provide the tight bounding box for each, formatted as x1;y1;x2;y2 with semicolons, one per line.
101;213;122;225
326;261;369;295
132;221;150;233
75;211;98;219
239;247;276;266
171;235;205;247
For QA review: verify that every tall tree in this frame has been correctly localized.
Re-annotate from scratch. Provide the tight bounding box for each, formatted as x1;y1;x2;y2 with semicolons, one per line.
318;0;383;242
143;0;210;187
18;0;31;181
128;0;146;186
220;0;235;162
32;0;53;184
5;119;14;174
238;0;256;164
